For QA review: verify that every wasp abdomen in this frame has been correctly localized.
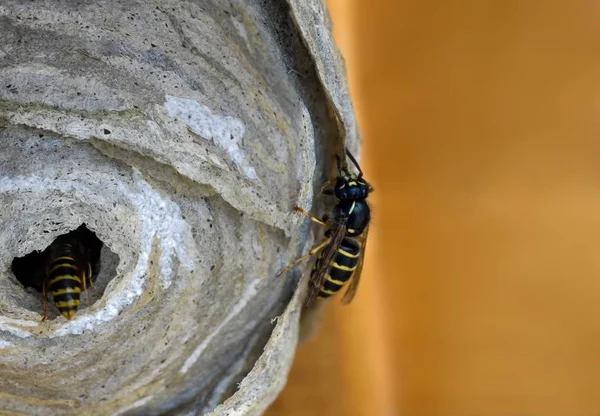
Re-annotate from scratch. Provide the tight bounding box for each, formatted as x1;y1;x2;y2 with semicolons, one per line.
47;254;83;320
317;237;360;299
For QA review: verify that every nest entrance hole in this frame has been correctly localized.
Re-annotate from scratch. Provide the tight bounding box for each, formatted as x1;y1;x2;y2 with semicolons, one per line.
11;224;119;319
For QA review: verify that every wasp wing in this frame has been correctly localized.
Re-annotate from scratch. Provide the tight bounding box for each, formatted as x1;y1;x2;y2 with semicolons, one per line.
304;220;347;308
341;223;370;304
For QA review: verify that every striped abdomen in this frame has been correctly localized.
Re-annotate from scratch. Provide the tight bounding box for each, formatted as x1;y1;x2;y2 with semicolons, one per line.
46;244;86;320
316;237;360;299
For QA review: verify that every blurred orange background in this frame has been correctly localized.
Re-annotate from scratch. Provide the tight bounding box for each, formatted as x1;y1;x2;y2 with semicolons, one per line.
268;1;600;415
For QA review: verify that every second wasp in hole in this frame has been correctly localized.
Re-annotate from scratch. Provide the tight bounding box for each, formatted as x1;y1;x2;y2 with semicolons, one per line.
12;224;107;321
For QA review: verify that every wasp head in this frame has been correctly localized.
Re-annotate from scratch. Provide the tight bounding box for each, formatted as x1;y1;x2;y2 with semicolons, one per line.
330;149;373;201
334;173;372;201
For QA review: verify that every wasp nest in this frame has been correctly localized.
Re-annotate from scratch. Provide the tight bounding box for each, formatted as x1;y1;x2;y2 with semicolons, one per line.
0;0;358;414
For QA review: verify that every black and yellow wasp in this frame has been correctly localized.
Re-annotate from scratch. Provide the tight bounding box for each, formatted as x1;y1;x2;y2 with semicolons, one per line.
278;149;373;306
11;224;102;321
42;234;97;321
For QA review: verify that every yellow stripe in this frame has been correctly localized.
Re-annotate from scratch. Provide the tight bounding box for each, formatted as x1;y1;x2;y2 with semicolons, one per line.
347;228;356;234
319;288;337;295
348;200;356;215
348;181;357;186
326;275;346;286
50;263;78;273
48;275;81;286
331;262;357;272
53;256;75;262
338;248;359;258
51;287;81;296
55;299;80;308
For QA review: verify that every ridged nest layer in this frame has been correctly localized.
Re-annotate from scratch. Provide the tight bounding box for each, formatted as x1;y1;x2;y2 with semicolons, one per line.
0;0;358;414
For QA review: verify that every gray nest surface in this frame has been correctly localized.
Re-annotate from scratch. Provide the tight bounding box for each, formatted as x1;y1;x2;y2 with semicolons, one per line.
0;0;359;414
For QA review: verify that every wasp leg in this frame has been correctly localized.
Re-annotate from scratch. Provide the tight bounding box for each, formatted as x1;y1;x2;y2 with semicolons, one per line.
320;181;334;195
277;237;332;277
41;280;48;322
294;206;327;226
88;278;103;297
82;270;92;306
87;263;103;297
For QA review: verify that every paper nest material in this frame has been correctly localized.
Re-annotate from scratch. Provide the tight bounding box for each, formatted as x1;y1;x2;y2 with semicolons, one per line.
0;0;358;414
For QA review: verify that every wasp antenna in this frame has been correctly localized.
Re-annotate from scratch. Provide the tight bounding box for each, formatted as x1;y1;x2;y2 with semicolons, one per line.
335;154;344;177
345;149;363;177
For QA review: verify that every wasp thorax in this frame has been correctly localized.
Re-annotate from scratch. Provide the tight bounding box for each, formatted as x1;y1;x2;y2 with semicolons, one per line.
334;176;371;201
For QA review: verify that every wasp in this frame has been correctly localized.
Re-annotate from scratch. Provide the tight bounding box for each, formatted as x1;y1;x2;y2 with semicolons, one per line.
42;233;99;321
277;149;373;306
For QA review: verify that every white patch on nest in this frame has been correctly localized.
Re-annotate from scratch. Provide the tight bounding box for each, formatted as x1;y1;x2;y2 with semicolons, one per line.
230;17;251;51
179;279;261;374
165;95;257;180
0;316;37;339
0;339;14;348
114;395;155;416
